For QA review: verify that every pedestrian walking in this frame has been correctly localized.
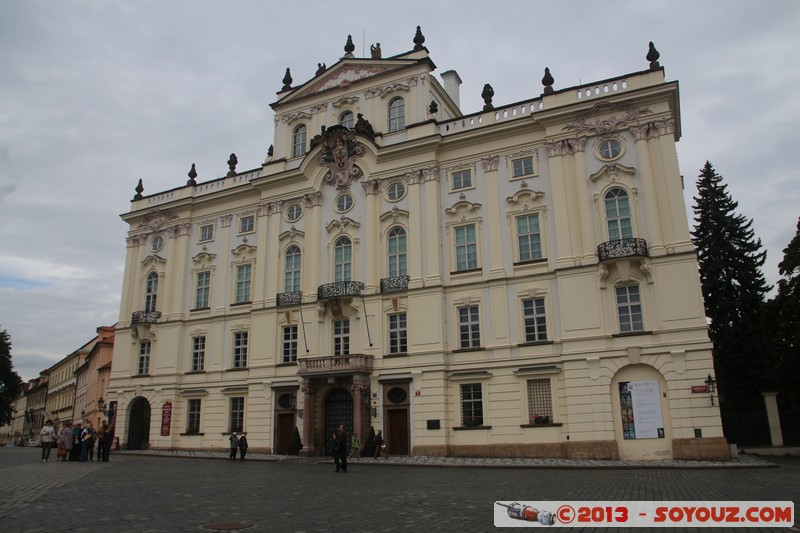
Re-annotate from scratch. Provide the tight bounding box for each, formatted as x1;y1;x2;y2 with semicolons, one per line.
335;424;348;473
40;420;56;462
348;432;361;460
238;434;248;460
373;429;384;459
57;422;72;461
229;433;239;460
99;421;113;462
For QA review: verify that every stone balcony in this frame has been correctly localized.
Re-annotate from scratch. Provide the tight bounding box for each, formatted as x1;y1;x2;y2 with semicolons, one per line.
597;238;648;262
297;353;374;377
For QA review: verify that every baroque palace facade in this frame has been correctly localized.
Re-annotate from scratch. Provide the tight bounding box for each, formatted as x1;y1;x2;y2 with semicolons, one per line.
108;29;728;460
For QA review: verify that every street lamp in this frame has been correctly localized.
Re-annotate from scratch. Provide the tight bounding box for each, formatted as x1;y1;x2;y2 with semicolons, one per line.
97;397;109;417
705;374;717;406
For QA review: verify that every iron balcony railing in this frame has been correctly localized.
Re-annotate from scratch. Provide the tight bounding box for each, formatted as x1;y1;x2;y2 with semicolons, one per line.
131;310;161;324
297;353;374;377
317;281;365;299
380;275;410;293
597;238;648;262
276;291;302;306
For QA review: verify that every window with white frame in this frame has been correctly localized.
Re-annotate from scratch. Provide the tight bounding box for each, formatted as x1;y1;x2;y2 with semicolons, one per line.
235;264;252;304
191;335;205;372
282;325;298;363
388;312;407;354
388;97;405;132
512;156;535;178
138;340;151;375
458;305;481;348
334;236;352;282
516;213;542;262
292;125;307;158
604;188;633;241
333;319;350;356
199;223;214;242
229;397;244;433
233;331;248;368
145;271;158;313
195;271;210;309
284;245;301;292
340;111;354;128
451;169;472;190
616;285;644;333
460;383;484;426
239;215;255;234
454;224;478;271
527;378;553;423
387;227;407;277
187;399;201;433
522;298;547;342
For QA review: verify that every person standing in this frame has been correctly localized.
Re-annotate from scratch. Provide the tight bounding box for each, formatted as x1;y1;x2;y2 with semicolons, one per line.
99;421;113;462
238;433;248;461
70;423;82;462
80;422;94;462
348;432;361;460
335;424;348;473
373;429;385;459
229;433;239;460
40;420;56;462
57;422;72;461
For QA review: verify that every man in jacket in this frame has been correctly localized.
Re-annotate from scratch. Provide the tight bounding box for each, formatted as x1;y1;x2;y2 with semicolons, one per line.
334;424;348;473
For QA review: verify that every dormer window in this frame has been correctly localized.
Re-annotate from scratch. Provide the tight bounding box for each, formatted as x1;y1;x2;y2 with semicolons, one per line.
388;97;405;132
292;125;307;158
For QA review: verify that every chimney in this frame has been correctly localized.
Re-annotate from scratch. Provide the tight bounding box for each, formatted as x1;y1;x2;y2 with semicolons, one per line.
440;70;462;110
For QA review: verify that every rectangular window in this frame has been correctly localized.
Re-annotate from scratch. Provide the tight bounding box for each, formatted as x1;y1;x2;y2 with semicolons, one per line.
527;378;553;423
282;325;298;363
229;397;244;433
454;224;478;271
458;306;481;348
195;271;210;309
616;285;644;332
516;214;542;262
191;336;206;372
522;298;547;342
199;224;214;242
333;319;350;356
239;215;255;234
138;340;151;375
512;157;535;177
187;399;201;434
233;331;248;368
388;313;407;354
452;169;472;190
460;383;483;426
235;264;252;304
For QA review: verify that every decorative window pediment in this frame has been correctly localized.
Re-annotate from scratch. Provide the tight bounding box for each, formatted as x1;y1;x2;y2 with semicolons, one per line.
506;189;545;206
141;254;166;268
231;244;257;258
191;252;216;270
445;201;482;217
589;163;637;183
279;227;305;243
326;216;360;234
380;206;409;225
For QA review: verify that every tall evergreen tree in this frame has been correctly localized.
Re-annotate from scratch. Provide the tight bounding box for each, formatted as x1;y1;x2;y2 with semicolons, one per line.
0;327;23;426
691;162;770;406
763;217;800;404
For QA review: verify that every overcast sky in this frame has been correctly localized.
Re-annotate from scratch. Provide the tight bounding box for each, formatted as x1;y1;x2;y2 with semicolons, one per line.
2;1;798;382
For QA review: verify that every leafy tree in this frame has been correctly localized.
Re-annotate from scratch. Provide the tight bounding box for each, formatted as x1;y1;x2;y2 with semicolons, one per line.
0;327;23;426
691;162;771;406
763;217;800;404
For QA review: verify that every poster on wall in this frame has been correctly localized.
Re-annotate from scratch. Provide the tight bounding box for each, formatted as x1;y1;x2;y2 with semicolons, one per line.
619;380;664;439
161;401;172;436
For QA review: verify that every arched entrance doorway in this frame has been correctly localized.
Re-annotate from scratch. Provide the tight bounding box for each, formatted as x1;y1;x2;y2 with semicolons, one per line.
127;397;151;450
324;388;353;456
611;364;673;460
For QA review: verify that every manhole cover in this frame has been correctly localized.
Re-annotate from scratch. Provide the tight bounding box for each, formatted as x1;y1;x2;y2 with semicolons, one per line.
202;522;254;531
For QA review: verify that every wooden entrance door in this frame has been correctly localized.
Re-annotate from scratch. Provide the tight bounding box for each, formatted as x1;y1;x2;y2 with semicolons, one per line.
386;408;409;455
324;388;353;456
275;412;294;455
127;397;151;450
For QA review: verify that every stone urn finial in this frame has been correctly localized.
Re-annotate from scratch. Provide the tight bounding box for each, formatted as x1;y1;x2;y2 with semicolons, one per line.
542;67;555;95
187;163;197;186
481;84;494;111
413;26;425;50
647;41;661;70
282;68;292;91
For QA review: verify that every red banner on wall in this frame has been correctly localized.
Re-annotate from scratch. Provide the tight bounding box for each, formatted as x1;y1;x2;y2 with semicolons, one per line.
161;402;172;436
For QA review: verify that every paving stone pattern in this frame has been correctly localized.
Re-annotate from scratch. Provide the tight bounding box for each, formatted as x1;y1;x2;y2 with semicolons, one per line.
1;447;797;532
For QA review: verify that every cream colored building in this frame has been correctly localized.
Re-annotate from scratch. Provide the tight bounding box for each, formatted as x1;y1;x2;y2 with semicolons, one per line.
108;31;727;460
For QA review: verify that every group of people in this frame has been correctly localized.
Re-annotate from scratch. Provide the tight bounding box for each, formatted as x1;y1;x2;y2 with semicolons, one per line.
39;419;113;462
228;432;249;460
332;426;387;473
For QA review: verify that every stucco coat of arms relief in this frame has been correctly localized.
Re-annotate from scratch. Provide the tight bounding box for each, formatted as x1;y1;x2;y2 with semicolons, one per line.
318;126;364;190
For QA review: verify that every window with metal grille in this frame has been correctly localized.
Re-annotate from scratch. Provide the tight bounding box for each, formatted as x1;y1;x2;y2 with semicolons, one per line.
522;298;547;342
233;331;248;368
138;340;150;375
388;313;407;354
187;399;201;433
333;319;350;356
229;397;244;433
191;336;205;372
283;325;298;363
460;383;483;426
527;378;553;423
